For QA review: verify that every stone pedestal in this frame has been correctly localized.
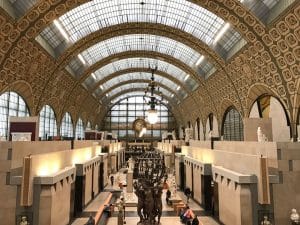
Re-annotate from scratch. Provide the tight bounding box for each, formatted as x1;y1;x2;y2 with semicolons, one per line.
126;171;133;193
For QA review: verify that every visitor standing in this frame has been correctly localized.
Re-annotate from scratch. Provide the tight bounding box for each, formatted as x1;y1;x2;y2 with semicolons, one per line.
110;175;114;186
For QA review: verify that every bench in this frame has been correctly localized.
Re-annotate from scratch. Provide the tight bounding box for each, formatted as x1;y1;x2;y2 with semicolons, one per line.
94;193;113;224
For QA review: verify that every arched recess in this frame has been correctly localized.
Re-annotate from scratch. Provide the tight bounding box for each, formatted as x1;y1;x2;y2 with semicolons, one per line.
249;95;291;142
60;112;74;138
221;106;244;141
246;84;287;117
0;91;30;140
39;105;58;140
205;113;219;140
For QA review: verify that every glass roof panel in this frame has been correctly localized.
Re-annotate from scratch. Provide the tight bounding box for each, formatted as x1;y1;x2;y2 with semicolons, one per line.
39;0;245;59
111;92;169;105
105;83;173;99
99;72;182;94
83;57;198;90
80;34;202;68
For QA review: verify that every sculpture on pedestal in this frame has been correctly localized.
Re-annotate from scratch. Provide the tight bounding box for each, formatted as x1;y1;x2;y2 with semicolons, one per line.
134;151;166;225
19;216;29;225
291;209;300;224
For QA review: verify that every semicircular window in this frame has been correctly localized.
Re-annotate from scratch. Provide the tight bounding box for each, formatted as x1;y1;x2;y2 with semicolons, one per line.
103;96;176;141
39;105;57;140
0;91;30;140
222;107;243;141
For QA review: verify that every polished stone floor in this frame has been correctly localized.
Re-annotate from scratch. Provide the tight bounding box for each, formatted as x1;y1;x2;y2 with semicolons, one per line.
72;170;220;225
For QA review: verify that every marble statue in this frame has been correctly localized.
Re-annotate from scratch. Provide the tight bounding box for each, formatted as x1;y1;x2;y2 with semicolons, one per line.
257;127;263;142
291;209;300;224
260;216;272;225
20;216;29;225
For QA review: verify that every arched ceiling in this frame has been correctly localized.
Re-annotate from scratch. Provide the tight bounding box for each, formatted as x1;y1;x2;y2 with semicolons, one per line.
93;73;186;99
39;0;244;59
1;0;293;127
97;79;183;101
87;68;190;94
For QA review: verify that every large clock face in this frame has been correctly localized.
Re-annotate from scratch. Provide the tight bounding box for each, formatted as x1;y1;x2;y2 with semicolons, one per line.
132;118;147;133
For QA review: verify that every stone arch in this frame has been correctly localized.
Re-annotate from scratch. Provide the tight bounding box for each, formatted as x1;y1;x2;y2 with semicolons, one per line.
246;83;287;118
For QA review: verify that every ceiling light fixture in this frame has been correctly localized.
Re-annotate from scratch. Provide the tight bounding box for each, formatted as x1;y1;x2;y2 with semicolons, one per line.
53;19;69;41
213;23;230;45
176;86;181;91
100;85;104;90
144;67;162;125
91;73;96;80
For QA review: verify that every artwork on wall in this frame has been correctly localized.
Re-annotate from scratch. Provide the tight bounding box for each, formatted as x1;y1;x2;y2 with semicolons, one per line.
11;132;32;141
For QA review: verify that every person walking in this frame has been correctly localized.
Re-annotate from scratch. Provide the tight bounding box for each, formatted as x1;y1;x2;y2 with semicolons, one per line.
110;175;114;186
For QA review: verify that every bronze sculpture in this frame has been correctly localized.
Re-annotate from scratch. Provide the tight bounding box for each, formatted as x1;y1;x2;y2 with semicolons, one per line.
134;151;166;225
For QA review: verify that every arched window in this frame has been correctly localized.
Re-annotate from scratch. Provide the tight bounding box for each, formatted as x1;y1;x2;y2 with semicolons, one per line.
250;95;290;142
103;96;176;141
0;91;30;139
39;105;57;140
75;118;84;139
60;112;73;138
222;107;243;141
95;124;99;131
86;121;91;130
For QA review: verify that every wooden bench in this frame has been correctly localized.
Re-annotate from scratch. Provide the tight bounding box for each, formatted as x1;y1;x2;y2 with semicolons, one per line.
94;193;113;224
173;202;186;215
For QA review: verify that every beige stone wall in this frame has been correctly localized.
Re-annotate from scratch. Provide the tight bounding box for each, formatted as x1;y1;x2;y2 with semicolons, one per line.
244;118;273;142
175;156;181;185
185;161;192;190
93;163;100;195
39;178;71;225
193;165;202;203
218;180;253;225
110;154;117;173
269;97;290;142
73;140;98;149
103;157;108;187
11;141;71;169
84;167;93;205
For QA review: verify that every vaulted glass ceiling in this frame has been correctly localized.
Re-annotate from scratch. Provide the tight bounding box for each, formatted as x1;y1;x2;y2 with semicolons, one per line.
102;83;173;100
39;0;244;59
82;57;198;91
91;72;187;100
111;92;169;105
70;34;213;76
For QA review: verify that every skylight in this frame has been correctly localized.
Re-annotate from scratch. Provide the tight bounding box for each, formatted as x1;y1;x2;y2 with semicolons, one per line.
39;0;244;59
82;57;199;91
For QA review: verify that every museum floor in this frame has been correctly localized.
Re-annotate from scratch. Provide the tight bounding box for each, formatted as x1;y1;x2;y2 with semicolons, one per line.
71;171;220;225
